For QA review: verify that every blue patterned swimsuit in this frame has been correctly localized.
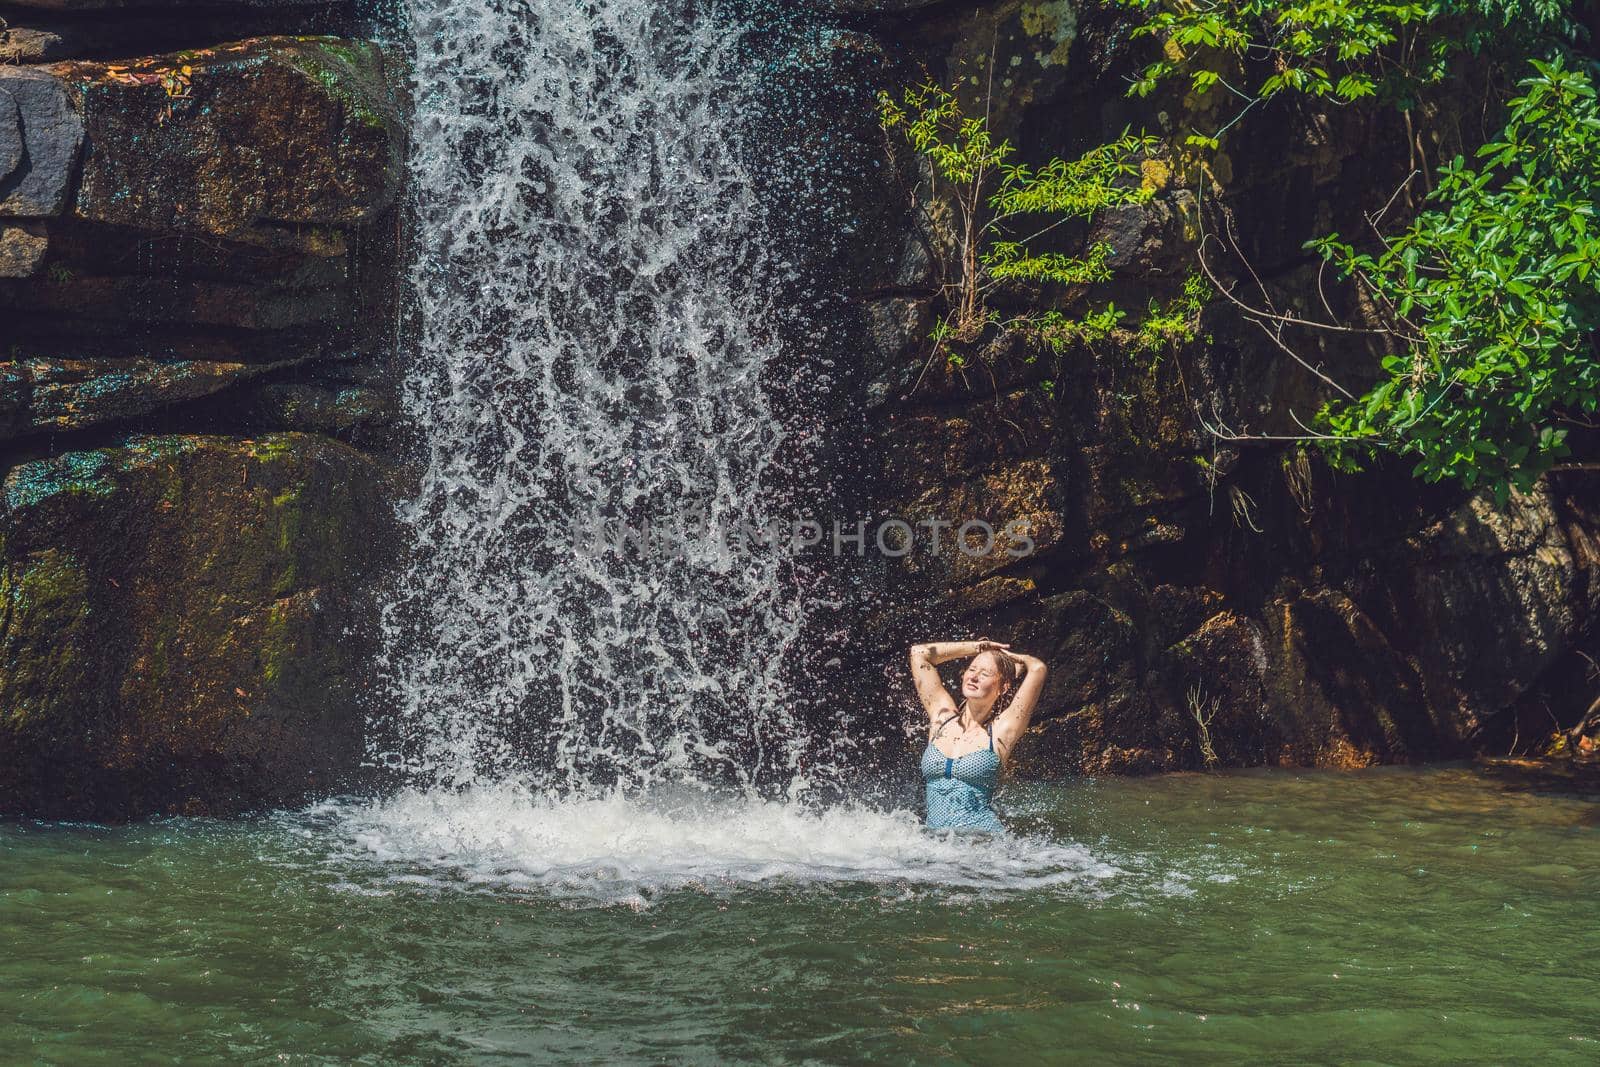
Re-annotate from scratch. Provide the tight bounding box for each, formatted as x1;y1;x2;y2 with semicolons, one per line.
921;715;1005;834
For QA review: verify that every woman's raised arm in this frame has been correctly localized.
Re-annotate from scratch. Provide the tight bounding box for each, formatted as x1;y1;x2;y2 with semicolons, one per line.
907;642;960;723
991;653;1047;762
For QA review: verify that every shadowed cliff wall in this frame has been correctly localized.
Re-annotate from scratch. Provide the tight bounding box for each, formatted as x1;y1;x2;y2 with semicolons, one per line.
1;0;405;817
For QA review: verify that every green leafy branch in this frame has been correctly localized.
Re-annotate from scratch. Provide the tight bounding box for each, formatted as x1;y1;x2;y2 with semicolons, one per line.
1200;56;1600;502
1309;56;1600;499
1031;272;1211;356
1109;0;1574;147
878;82;1161;358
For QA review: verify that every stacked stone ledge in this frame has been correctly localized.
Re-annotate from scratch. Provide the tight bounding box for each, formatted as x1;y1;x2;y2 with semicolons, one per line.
0;4;408;818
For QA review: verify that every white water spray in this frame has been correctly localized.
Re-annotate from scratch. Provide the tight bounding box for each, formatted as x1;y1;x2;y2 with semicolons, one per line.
347;2;1114;897
378;0;817;795
315;784;1121;907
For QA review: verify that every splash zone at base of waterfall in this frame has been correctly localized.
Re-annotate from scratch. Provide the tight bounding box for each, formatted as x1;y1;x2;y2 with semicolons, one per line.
314;785;1118;907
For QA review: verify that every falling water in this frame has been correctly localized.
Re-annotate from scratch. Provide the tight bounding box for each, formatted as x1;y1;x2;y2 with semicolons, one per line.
375;0;820;796
340;0;1114;901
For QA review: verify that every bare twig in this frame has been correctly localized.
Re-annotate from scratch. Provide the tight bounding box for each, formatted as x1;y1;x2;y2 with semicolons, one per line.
1187;682;1220;769
1197;234;1389;338
1195;174;1428;354
1284;447;1315;516
1371;169;1422;229
1250;317;1359;400
1315;257;1340;322
1230;485;1264;533
906;344;944;398
1006;213;1076;252
1197;397;1369;445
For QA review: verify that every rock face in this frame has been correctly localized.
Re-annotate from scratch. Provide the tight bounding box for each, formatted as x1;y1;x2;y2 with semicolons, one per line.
6;0;326;10
868;316;1597;774
0;68;84;216
841;0;1600;773
823;1;956;11
0;222;50;279
4;0;1595;817
0;435;398;818
61;39;402;249
0;4;404;817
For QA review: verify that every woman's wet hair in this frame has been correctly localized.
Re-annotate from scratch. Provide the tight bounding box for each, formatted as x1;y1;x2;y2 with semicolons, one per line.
974;643;1026;702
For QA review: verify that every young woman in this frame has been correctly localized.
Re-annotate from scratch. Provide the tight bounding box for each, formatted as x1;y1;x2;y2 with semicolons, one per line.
908;639;1048;833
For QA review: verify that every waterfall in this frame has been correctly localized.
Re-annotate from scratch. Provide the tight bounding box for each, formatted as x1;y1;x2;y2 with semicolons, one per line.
377;0;820;796
333;1;1112;902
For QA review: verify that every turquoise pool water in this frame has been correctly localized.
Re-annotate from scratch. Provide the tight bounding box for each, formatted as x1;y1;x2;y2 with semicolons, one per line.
4;764;1596;1064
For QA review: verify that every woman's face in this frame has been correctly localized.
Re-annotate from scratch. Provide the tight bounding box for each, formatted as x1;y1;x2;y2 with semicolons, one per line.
961;652;1006;704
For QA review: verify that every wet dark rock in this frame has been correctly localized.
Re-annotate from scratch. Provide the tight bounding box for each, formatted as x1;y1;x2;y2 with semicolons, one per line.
1093;189;1198;276
0;67;84;217
872;323;1600;773
1350;485;1587;731
1261;587;1444;767
862;295;932;407
0;355;305;441
758;27;916;297
0;221;49;278
250;382;391;434
0;25;83;64
57;37;403;252
823;1;950;10
0;8;402;819
0;89;20;177
2;272;345;328
871;299;1600;774
1157;611;1274;768
0;433;400;819
855;3;1600;774
5;0;329;10
0;4;359;63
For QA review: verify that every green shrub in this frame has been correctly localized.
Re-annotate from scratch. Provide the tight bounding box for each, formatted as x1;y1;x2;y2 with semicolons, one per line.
1112;0;1573;113
877;83;1158;353
1309;57;1600;500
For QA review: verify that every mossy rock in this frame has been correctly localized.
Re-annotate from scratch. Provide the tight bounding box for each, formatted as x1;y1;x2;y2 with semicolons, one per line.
0;432;400;818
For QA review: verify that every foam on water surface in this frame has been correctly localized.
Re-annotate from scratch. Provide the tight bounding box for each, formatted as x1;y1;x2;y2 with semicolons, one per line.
306;788;1121;907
